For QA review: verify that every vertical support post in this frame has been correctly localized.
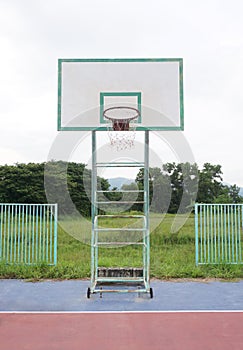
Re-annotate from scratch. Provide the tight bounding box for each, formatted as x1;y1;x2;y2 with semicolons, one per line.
234;205;238;262
26;205;29;263
6;204;11;261
217;205;221;262
49;206;53;261
91;131;97;290
3;205;6;261
195;203;199;265
220;205;224;262
36;205;39;263
14;205;17;263
53;203;58;265
215;205;217;262
144;130;150;289
10;204;13;262
240;205;243;262
0;205;3;261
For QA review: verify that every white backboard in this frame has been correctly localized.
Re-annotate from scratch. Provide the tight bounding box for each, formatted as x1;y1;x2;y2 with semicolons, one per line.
58;58;184;131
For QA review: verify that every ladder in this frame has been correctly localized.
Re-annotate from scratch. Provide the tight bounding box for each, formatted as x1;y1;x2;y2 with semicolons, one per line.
87;131;153;298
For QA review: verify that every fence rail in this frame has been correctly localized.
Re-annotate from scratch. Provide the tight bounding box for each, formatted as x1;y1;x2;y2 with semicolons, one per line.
195;203;243;265
0;204;57;265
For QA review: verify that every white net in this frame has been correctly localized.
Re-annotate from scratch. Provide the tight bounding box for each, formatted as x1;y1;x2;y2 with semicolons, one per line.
103;107;139;151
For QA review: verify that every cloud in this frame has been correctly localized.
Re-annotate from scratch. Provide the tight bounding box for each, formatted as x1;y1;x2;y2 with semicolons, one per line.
0;0;243;187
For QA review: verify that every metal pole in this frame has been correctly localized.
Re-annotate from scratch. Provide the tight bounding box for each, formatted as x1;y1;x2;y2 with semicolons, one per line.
195;203;199;265
91;131;97;290
53;204;58;265
144;130;150;289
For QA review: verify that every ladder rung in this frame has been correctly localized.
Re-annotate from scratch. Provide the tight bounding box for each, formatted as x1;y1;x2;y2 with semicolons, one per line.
95;242;145;246
95;162;145;168
96;215;145;218
96;277;144;283
96;190;144;193
94;228;147;232
95;201;145;204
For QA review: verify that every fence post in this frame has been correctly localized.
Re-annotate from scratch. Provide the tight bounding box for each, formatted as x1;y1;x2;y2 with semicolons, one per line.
195;203;199;266
54;204;58;265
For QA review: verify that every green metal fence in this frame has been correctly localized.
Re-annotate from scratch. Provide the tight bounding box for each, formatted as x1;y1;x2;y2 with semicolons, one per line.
0;204;58;265
195;203;243;265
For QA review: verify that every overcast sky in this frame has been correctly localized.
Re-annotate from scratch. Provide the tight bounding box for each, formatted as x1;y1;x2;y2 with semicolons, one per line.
1;0;243;185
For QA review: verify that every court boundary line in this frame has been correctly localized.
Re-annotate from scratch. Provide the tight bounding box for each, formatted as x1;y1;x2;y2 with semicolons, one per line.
1;310;243;314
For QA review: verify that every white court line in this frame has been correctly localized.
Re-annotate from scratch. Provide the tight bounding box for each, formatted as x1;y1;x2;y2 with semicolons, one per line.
0;311;243;314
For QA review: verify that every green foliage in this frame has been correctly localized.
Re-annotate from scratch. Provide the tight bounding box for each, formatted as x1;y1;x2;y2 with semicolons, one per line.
228;184;243;203
0;161;108;217
162;162;198;213
197;163;223;203
0;163;46;203
134;162;243;214
0;213;242;280
0;161;242;218
197;164;243;204
1;161;243;280
67;162;92;216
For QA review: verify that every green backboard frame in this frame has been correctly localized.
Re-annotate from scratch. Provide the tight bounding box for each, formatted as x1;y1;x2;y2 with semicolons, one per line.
57;58;184;131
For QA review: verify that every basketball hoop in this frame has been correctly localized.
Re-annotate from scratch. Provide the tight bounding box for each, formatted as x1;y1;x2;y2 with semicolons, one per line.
103;106;140;151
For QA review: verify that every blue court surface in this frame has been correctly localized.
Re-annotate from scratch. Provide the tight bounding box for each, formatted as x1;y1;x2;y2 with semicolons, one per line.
0;279;242;312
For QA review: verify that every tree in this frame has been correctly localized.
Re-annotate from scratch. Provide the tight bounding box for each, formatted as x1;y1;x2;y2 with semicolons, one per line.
197;163;224;203
0;163;46;203
213;184;243;204
44;160;79;216
45;161;110;216
162;162;199;213
228;184;243;203
150;171;171;213
0;161;111;217
67;162;92;216
135;167;160;212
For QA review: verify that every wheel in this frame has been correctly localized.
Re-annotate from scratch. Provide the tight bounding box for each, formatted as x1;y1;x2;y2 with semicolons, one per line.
87;287;91;299
149;287;153;299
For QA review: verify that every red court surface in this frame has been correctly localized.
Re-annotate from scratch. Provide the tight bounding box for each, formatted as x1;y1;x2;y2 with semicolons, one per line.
0;311;243;350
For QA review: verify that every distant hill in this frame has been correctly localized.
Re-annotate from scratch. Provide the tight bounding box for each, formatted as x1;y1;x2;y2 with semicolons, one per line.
108;177;135;189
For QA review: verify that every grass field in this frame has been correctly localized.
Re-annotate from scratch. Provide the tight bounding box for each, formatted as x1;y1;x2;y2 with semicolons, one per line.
0;213;243;280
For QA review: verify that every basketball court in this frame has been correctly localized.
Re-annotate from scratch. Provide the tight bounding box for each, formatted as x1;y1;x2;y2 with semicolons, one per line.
0;279;243;349
1;58;242;349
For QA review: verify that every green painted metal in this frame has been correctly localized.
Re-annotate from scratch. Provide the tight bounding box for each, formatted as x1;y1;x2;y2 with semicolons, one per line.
59;125;183;132
0;204;58;265
59;58;183;63
144;131;150;289
57;59;62;131
95;162;145;167
91;131;97;291
195;204;243;265
89;131;151;296
179;59;184;130
100;92;142;123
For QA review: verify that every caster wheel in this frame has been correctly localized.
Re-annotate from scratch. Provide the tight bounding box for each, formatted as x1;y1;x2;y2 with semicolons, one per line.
150;287;153;299
87;287;91;299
